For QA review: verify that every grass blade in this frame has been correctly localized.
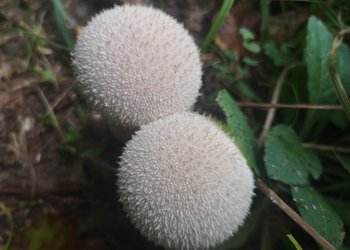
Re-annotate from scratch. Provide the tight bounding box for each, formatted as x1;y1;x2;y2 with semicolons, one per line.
0;28;71;51
260;0;270;40
200;0;234;53
286;234;303;250
51;0;75;51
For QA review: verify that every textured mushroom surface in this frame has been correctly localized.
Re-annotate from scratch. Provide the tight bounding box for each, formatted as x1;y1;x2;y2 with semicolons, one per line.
117;112;255;250
73;5;202;128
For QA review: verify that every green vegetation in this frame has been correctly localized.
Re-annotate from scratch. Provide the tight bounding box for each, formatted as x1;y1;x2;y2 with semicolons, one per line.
212;1;350;249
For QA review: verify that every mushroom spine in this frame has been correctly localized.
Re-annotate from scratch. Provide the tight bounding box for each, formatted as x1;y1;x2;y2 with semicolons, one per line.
72;5;202;128
117;112;255;250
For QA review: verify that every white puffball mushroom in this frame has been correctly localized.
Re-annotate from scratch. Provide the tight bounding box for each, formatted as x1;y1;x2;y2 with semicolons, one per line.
73;5;202;128
117;112;255;250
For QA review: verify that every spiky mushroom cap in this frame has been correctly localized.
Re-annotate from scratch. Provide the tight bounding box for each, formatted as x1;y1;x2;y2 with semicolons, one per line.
73;5;202;128
117;112;255;250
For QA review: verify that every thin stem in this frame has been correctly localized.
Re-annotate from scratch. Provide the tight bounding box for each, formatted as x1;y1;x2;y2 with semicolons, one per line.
255;179;336;250
257;65;292;146
301;143;350;153
236;102;343;110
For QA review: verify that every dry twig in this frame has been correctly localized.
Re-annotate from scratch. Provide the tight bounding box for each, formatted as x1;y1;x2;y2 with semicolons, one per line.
257;65;293;146
302;143;350;154
236;102;343;110
255;179;336;250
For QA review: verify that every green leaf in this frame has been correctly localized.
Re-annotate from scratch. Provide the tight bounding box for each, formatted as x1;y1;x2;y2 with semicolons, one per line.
302;16;350;137
41;69;57;82
236;81;260;101
243;42;261;53
239;27;255;41
291;186;344;248
264;41;292;66
243;57;259;66
216;90;263;177
74;105;90;124
223;49;236;61
63;125;79;143
306;16;337;104
212;64;227;74
264;125;322;185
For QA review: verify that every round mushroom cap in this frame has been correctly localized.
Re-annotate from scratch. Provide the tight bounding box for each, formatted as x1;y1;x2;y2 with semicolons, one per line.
117;112;255;250
73;5;202;128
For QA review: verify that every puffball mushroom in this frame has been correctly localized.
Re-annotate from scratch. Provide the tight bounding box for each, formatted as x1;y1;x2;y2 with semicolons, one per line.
73;5;202;128
117;112;255;250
